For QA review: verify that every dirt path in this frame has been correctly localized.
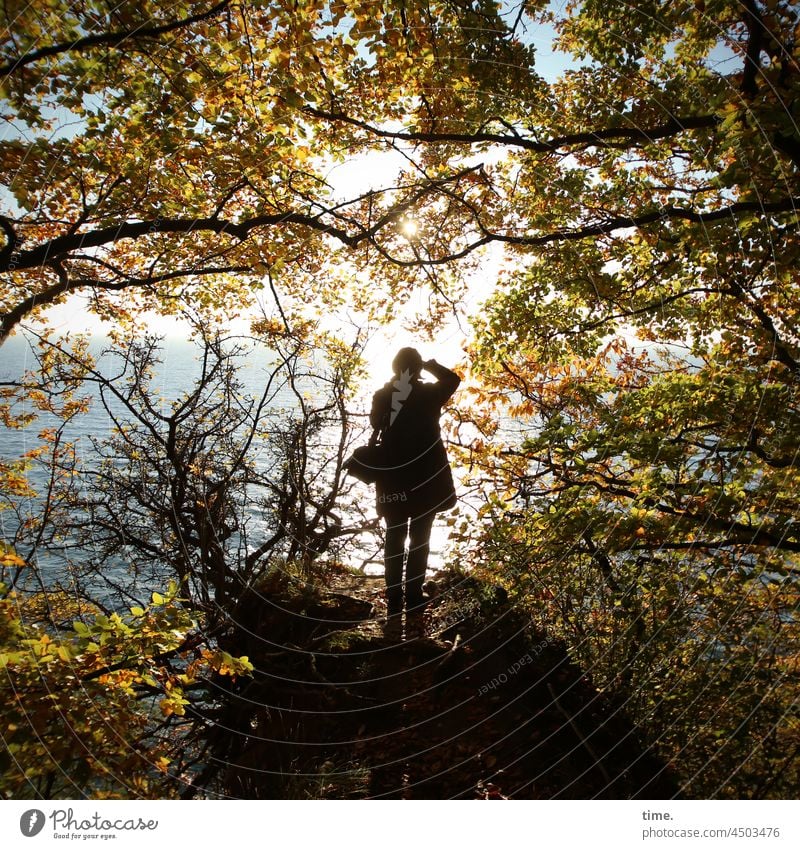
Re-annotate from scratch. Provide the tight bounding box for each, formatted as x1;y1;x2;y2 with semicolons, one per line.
204;570;677;799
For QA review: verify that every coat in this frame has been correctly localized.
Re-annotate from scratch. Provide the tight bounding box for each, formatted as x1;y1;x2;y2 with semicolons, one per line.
369;365;460;520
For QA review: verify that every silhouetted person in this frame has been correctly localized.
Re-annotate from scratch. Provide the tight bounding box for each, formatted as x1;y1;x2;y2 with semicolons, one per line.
370;348;460;633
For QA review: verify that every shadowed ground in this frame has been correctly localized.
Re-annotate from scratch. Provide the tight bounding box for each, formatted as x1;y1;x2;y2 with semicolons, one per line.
188;569;678;799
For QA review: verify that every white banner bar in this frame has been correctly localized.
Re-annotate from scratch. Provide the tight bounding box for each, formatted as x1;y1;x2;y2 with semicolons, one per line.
1;800;798;848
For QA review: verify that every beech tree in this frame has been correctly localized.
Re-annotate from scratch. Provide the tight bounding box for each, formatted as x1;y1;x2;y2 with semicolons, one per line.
0;0;534;341
442;1;800;797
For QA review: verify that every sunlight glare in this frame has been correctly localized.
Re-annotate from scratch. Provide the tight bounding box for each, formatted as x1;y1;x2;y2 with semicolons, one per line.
400;218;419;238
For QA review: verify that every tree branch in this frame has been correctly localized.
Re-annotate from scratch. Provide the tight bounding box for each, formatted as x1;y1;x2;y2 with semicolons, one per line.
574;476;800;553
728;278;800;373
303;105;720;153
375;195;800;267
1;263;249;341
0;215;17;263
1;165;483;275
0;1;231;76
4;185;798;341
741;0;766;98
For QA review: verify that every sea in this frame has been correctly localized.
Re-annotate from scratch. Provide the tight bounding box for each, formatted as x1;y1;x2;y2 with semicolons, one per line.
0;333;451;600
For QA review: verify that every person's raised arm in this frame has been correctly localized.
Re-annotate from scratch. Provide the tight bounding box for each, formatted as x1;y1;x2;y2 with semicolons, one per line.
423;358;461;404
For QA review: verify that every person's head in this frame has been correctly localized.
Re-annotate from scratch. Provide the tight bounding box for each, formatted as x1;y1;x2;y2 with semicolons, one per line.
392;347;423;379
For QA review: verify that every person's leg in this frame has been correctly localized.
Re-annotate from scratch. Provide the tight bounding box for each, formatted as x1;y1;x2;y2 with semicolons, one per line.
383;517;407;615
405;512;435;612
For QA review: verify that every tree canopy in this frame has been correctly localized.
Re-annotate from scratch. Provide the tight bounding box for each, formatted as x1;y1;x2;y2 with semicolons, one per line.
2;0;799;799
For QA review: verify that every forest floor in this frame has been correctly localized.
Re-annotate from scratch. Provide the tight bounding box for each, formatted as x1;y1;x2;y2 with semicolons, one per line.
202;567;679;799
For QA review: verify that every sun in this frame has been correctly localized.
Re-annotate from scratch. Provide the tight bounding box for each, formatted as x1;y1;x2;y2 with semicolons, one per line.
399;218;419;238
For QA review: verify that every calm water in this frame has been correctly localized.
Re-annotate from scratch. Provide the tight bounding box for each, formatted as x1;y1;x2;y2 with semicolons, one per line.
1;335;300;593
0;334;448;594
0;334;296;484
